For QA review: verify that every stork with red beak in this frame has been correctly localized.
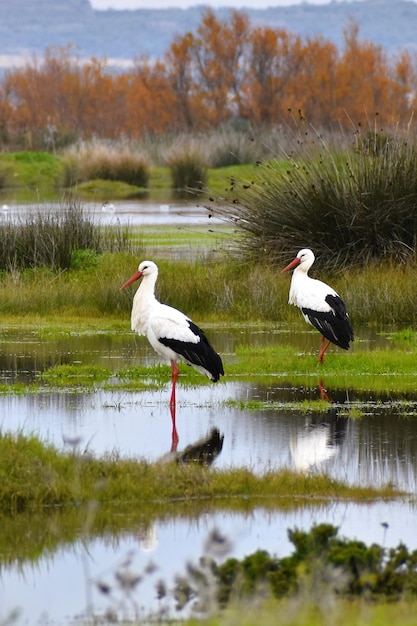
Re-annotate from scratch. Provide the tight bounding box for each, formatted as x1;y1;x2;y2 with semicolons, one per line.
120;260;224;446
281;249;354;362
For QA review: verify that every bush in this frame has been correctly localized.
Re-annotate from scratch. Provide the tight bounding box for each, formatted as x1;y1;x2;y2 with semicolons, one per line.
175;524;417;613
213;125;417;270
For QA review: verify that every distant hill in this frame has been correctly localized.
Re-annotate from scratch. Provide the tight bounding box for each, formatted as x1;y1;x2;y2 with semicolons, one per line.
0;0;416;69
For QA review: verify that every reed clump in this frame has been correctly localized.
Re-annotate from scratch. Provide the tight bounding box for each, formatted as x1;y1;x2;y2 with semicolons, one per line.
166;139;208;193
0;201;133;272
204;127;261;167
60;141;150;188
213;123;417;271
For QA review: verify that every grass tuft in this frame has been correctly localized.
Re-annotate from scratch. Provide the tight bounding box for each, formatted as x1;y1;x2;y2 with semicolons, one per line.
167;139;208;194
60;141;150;188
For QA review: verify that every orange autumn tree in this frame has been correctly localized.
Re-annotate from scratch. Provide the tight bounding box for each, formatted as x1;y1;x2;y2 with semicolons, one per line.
165;32;201;131
287;35;339;127
3;45;82;146
244;26;303;125
0;12;417;147
123;57;176;137
2;45;128;145
190;9;250;126
334;20;404;129
389;49;417;122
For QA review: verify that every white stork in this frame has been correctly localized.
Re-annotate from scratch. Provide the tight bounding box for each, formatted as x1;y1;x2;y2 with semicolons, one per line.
120;260;224;445
281;248;354;362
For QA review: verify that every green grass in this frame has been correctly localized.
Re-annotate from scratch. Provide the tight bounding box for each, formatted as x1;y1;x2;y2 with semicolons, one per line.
196;598;417;626
3;335;417;398
74;178;146;200
0;151;62;190
0;431;402;514
0;148;265;201
39;364;112;388
230;343;417;389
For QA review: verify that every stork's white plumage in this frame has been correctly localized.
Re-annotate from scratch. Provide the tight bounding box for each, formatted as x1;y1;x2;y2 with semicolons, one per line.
281;248;354;362
120;260;224;445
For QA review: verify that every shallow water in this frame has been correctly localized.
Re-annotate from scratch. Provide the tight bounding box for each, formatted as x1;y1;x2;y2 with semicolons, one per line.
2;500;417;625
0;198;223;227
0;324;412;486
1;325;417;625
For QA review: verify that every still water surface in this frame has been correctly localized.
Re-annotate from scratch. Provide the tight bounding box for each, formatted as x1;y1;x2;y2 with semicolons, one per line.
3;501;417;625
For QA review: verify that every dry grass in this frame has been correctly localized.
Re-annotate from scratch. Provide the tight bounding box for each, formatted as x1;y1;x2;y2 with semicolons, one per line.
60;140;150;188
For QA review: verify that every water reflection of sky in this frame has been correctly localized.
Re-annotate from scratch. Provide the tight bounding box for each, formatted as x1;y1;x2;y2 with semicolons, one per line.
1;383;417;492
1;199;223;227
95;200;224;226
2;500;417;625
3;378;417;624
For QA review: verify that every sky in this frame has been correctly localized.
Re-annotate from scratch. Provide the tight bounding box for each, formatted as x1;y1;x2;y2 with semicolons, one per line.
89;0;339;10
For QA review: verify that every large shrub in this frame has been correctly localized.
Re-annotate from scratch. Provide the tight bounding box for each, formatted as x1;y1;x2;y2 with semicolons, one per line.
213;127;417;270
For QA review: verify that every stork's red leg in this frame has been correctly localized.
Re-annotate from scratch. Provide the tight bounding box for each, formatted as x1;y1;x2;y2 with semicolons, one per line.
318;336;331;363
318;379;331;402
170;360;179;407
170;402;179;451
169;360;179;450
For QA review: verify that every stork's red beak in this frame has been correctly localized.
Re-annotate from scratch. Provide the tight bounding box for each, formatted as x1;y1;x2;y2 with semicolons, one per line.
281;257;301;273
120;270;143;290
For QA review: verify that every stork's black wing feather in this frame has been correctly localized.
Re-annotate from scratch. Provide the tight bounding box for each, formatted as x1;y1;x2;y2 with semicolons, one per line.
159;320;224;381
302;294;354;350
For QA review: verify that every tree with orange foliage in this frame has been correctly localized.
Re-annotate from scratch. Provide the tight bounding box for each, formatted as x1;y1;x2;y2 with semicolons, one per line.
165;32;199;131
190;9;250;127
123;57;176;137
287;35;339;127
0;12;417;147
335;19;401;129
244;26;304;126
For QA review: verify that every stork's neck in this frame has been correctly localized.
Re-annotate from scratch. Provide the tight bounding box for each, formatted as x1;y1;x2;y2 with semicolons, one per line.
131;273;158;333
288;263;310;305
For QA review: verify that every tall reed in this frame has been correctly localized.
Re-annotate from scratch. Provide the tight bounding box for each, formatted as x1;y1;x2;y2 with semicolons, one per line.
0;200;133;272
